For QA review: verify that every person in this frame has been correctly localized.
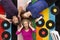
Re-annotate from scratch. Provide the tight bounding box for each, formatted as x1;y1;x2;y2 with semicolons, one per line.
0;0;20;40
17;0;31;18
0;14;20;25
0;14;11;23
19;0;57;23
0;0;20;24
0;0;18;19
12;16;20;25
17;0;31;39
16;19;36;40
20;0;48;23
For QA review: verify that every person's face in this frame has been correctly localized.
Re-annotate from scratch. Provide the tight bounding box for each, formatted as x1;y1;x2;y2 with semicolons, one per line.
12;16;19;24
23;21;29;29
22;12;31;18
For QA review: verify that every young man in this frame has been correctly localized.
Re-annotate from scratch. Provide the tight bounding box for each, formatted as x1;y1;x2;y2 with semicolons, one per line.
21;0;48;22
20;0;57;22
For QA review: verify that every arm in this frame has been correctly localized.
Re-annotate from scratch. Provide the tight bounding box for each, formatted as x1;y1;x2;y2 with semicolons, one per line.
18;7;23;17
16;24;23;35
35;16;43;23
0;14;11;23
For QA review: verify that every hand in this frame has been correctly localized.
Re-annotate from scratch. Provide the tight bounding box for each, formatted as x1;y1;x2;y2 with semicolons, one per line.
7;19;12;23
29;22;32;27
18;14;21;19
29;22;35;31
35;16;43;23
21;24;23;28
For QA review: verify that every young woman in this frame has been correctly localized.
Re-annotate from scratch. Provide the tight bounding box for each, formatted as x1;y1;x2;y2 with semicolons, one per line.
16;19;36;40
17;0;31;18
0;14;20;26
0;4;11;23
1;0;18;19
0;0;19;24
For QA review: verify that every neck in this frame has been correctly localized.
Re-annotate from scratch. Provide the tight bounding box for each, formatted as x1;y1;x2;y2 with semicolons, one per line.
25;27;29;30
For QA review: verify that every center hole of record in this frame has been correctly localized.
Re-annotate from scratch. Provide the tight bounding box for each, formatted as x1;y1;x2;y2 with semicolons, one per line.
49;23;52;27
4;23;7;27
38;21;42;24
4;34;8;38
53;8;57;13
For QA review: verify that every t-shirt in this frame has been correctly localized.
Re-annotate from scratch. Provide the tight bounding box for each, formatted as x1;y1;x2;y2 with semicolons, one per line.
1;0;18;19
16;28;36;40
17;0;31;11
27;0;48;19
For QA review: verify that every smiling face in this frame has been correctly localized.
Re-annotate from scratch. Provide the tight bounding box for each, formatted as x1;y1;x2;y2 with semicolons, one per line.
12;16;19;24
23;21;29;28
22;19;29;29
21;11;31;18
23;13;30;18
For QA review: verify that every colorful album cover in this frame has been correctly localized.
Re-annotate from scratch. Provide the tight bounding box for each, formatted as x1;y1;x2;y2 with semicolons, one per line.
0;0;60;40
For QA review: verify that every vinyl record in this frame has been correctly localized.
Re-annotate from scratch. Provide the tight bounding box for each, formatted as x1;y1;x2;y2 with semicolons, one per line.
45;0;57;7
2;31;10;40
39;28;48;37
46;20;55;29
36;19;45;27
51;6;59;15
1;20;10;30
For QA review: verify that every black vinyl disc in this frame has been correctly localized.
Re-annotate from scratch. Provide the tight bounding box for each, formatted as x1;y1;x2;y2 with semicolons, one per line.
51;6;59;15
36;19;45;27
2;31;10;40
39;28;48;37
1;20;10;30
46;20;55;29
45;0;57;7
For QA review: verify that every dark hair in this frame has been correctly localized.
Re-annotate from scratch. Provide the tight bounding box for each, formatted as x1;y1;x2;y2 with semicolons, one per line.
20;11;34;21
20;10;26;19
12;16;20;25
